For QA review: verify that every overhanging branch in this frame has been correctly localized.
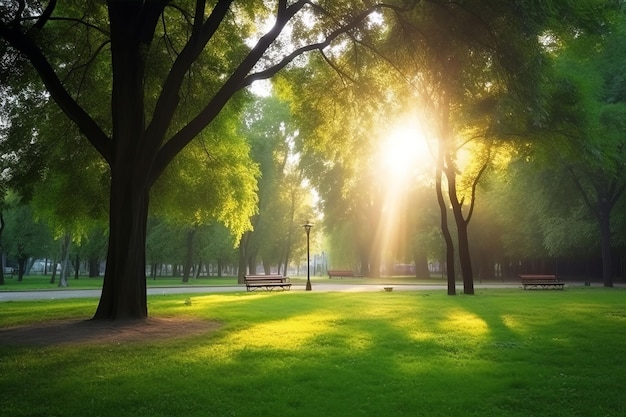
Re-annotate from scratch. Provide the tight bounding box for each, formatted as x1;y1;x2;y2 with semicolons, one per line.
0;22;112;162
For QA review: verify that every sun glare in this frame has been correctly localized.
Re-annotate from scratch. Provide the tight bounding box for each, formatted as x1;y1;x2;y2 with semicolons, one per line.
373;117;435;265
380;121;434;182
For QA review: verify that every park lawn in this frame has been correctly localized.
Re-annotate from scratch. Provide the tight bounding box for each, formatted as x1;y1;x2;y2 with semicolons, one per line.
1;288;625;417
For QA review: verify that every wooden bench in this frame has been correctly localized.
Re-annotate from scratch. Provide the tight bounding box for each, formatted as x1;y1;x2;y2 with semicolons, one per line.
519;274;564;290
244;275;291;292
3;267;14;277
328;270;362;279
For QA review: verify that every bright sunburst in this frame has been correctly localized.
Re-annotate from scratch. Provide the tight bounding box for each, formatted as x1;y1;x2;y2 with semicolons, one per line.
380;118;434;183
373;115;435;266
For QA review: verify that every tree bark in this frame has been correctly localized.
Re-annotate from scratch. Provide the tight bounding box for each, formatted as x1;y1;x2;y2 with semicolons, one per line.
94;180;149;319
237;234;248;284
413;250;430;279
91;2;163;320
88;258;100;277
446;167;475;295
182;227;197;283
435;166;456;295
74;255;80;280
58;233;71;288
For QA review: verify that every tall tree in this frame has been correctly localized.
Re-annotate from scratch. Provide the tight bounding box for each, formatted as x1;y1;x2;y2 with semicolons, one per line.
238;95;310;278
1;1;391;319
372;0;605;293
3;193;53;280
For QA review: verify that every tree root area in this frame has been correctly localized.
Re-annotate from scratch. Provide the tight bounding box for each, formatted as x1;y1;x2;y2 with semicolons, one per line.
0;317;220;346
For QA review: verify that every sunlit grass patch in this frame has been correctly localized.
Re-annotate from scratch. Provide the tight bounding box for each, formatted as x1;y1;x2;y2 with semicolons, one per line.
440;309;489;336
500;314;528;332
224;312;342;350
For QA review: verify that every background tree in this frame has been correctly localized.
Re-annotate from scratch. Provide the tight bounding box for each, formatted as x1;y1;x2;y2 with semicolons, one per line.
278;44;395;277
3;193;52;281
238;95;312;279
380;0;569;294
525;11;626;286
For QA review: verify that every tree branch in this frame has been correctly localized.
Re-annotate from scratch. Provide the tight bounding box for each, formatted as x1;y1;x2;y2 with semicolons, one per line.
143;0;234;160
33;0;57;30
151;1;399;184
149;0;308;183
48;16;110;37
0;23;112;161
465;161;488;224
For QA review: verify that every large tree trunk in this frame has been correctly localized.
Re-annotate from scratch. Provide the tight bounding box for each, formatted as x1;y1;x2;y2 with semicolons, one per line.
92;3;162;320
94;179;149;320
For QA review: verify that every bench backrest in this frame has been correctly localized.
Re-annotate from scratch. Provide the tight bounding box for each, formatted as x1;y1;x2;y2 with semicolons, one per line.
245;275;287;283
519;274;557;281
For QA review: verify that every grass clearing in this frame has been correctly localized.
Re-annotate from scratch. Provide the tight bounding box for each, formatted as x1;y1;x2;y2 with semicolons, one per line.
1;287;625;416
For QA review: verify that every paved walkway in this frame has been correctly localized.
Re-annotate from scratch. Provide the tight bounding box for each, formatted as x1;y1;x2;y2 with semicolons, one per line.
1;282;529;302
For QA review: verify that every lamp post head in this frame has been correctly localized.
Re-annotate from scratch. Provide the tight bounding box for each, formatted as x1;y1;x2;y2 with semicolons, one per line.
302;221;313;235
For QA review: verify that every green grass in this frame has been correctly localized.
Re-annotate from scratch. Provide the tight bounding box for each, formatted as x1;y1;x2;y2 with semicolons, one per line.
1;288;625;416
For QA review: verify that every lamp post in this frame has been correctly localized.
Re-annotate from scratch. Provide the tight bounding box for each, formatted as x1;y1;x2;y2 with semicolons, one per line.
302;221;313;291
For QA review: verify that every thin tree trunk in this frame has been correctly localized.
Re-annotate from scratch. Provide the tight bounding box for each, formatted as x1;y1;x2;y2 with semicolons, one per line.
447;166;474;294
599;204;613;287
182;227;196;283
413;249;430;279
50;257;57;284
88;258;100;277
237;232;250;283
74;254;80;280
217;259;223;278
58;233;71;288
436;166;456;295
